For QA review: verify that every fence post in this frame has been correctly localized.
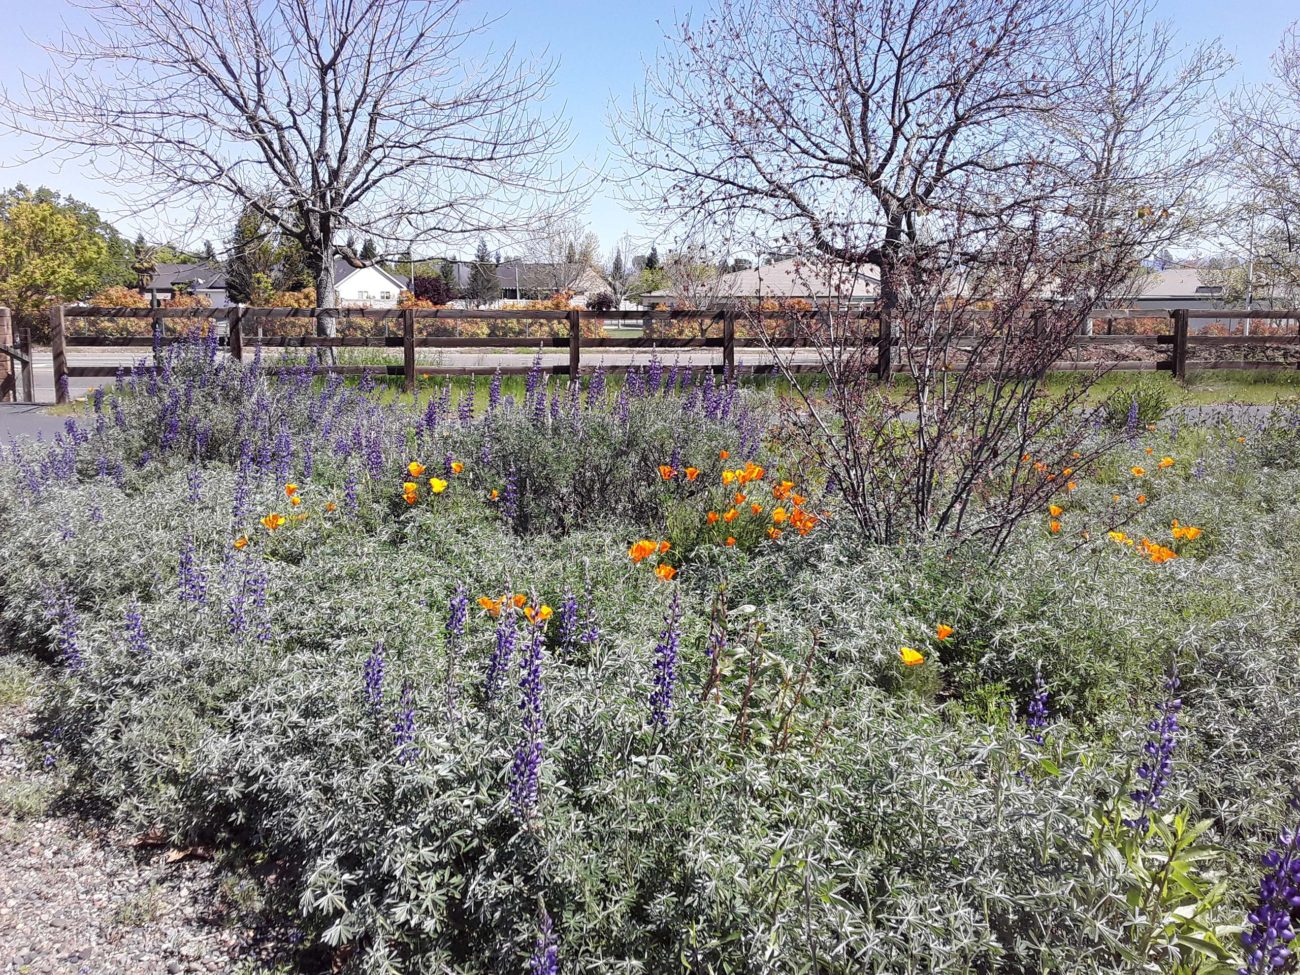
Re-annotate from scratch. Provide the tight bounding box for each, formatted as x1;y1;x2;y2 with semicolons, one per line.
50;304;70;404
722;308;736;377
19;329;34;403
0;307;12;402
403;307;416;395
150;296;164;362
1171;308;1189;382
228;305;244;362
567;308;582;383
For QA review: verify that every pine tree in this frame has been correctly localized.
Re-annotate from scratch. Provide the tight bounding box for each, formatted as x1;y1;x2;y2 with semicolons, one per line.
440;260;458;298
360;238;378;262
565;240;578;264
203;240;217;262
645;244;661;270
468;239;499;306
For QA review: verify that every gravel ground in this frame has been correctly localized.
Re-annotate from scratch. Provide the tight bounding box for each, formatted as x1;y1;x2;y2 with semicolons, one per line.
0;659;299;975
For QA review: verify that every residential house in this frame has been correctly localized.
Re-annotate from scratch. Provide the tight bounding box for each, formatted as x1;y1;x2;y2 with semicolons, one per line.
443;260;608;306
139;262;230;307
331;259;410;308
638;257;880;308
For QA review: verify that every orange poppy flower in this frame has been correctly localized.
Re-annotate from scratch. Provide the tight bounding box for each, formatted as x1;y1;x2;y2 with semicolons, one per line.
629;539;657;562
899;647;925;667
478;596;503;616
657;540;671;554
684;467;700;481
723;509;738;523
324;502;337;513
290;496;302;507
1062;467;1073;477
1066;480;1078;492
1049;519;1061;534
284;483;298;497
733;492;747;505
1130;466;1146;477
407;461;426;477
750;503;763;516
1158;457;1174;469
936;624;954;641
766;526;782;540
233;535;249;550
512;593;528;609
724;536;736;547
260;513;286;532
1145;447;1154;455
658;465;676;480
450;461;464;474
1137;494;1147;504
707;511;720;524
791;493;806;506
772;507;788;524
721;470;737;485
655;563;677;581
1112;494;1121;503
719;450;730;460
1048;504;1063;517
488;489;500;501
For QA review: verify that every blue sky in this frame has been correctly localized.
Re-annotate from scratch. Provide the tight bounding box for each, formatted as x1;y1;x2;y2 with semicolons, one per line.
0;0;1295;256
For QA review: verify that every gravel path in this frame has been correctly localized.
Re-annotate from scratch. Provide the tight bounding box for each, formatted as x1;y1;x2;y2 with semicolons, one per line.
0;659;299;975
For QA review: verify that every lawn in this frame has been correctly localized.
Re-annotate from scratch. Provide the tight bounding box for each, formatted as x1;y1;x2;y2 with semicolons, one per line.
3;344;1300;973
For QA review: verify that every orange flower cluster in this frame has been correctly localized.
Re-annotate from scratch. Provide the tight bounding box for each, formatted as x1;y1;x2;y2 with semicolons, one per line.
721;461;766;486
1138;538;1178;564
629;538;676;581
477;592;552;625
400;460;462;504
1170;520;1201;542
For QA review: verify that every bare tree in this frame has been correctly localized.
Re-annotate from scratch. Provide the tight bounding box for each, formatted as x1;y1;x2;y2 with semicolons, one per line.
3;0;576;335
518;217;601;296
598;236;637;308
1224;22;1300;303
1049;0;1230;325
617;0;1092;370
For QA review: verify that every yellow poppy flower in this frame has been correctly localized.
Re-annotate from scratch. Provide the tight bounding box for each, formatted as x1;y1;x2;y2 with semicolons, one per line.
524;604;553;625
899;647;925;667
1048;504;1063;517
655;563;677;581
260;513;286;532
233;535;249;550
408;461;426;477
428;477;448;494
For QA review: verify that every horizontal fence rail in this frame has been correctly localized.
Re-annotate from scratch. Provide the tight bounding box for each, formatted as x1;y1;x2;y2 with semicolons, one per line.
37;303;1300;403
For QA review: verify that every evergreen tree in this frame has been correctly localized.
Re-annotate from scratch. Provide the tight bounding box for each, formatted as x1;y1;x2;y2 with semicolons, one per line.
565;240;578;264
468;239;499;306
645;244;661;270
203;239;217;262
440;260;458;298
360;237;378;262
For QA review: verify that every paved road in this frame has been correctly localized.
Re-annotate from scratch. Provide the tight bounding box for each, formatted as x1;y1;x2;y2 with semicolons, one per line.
0;405;74;443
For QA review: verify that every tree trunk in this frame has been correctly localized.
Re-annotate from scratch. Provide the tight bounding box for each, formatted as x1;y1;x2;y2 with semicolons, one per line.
315;259;338;338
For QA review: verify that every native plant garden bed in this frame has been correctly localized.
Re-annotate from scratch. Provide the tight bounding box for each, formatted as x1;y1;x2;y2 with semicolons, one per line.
2;345;1300;973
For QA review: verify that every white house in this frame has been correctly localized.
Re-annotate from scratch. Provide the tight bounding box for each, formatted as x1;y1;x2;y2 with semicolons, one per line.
333;259;410;308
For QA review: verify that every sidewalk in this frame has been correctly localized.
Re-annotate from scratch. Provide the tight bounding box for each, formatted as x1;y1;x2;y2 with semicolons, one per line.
0;404;72;443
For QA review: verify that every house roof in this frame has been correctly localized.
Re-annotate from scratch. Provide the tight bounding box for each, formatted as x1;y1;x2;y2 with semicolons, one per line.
1126;267;1224;301
441;260;604;294
642;257;881;302
146;262;228;292
333;259;410;291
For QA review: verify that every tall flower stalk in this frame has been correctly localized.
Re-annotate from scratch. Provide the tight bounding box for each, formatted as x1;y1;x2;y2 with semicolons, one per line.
509;620;546;819
1240;821;1300;974
1124;671;1182;834
649;589;683;728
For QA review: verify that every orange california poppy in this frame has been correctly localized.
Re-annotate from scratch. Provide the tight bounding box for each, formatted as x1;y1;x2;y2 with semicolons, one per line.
719;450;730;460
233;536;249;550
1048;504;1063;517
791;493;806;506
750;503;763;516
1049;519;1061;534
706;511;720;524
658;465;676;480
1145;447;1154;455
1062;467;1073;477
772;507;788;524
628;539;657;563
936;624;954;641
684;467;700;481
290;496;302;506
1112;494;1121;503
407;461;426;477
655;563;677;581
1137;494;1147;504
657;540;671;554
724;536;736;547
721;470;737;485
489;489;500;501
261;513;286;532
524;604;553;625
478;596;502;616
450;461;464;474
1130;466;1146;477
766;526;782;540
512;593;528;609
899;647;925;667
284;483;298;497
1158;456;1174;469
733;492;747;505
723;509;738;523
1066;480;1078;492
324;501;337;513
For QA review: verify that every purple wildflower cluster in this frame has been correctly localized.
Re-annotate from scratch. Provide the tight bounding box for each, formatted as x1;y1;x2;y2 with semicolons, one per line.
178;538;208;605
484;612;518;703
52;595;83;672
393;684;418;764
557;587;599;657
508;621;546;818
123;602;151;656
1240;825;1300;974
649;590;683;728
1124;671;1182;834
1026;670;1049;744
528;909;559;975
364;643;385;711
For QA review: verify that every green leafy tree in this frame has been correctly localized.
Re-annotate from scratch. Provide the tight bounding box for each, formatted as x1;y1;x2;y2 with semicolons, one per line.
0;195;111;335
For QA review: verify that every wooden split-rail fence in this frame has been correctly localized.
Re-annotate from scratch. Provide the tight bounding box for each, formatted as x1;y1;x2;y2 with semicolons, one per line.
0;304;1293;405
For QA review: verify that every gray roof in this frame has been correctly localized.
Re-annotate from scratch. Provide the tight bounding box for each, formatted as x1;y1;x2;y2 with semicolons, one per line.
333;258;410;291
1129;267;1224;300
643;257;880;302
147;262;228;291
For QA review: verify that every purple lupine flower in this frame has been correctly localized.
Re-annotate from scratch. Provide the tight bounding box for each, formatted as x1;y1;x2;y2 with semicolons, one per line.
1124;398;1140;439
1124;671;1182;834
124;602;151;655
484;614;518;703
525;351;544;402
112;397;128;430
649;589;683;728
447;584;469;641
1026;670;1049;744
301;444;314;480
1239;822;1300;974
458;380;475;423
479;440;493;467
186;467;204;504
488;368;502;412
706;622;726;660
443;451;456;476
558;589;580;657
585;367;605;408
528;909;559;975
91;387;104;414
393;683;418;764
508;621;546;818
364;434;385;479
580;585;600;649
53;596;83;672
501;467;520;525
646;353;664;394
178;537;208;605
364;643;385;711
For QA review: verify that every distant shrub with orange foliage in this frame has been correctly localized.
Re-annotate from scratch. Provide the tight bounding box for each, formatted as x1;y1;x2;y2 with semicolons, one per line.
77;286;214;338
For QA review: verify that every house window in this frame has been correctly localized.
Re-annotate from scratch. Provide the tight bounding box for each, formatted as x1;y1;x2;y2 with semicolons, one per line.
356;290;371;300
379;290;392;300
